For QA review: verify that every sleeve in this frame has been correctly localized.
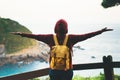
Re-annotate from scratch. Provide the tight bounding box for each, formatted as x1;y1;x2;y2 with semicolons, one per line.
20;33;53;45
79;29;103;41
69;29;103;45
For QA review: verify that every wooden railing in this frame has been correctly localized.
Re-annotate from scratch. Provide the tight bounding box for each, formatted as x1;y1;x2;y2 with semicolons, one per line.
0;55;120;80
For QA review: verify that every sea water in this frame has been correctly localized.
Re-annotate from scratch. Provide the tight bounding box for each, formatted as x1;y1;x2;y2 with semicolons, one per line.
0;24;120;77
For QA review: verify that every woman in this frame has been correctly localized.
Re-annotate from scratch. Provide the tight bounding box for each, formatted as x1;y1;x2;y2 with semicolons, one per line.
11;19;113;80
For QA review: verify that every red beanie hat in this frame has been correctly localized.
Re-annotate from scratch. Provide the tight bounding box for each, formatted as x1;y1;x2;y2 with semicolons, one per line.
54;19;68;34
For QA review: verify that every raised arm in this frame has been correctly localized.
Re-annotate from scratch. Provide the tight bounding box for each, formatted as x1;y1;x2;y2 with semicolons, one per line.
79;27;113;40
69;27;113;46
10;32;38;39
10;32;53;45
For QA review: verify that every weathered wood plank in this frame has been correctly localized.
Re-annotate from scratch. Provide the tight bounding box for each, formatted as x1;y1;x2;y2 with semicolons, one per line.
0;68;49;80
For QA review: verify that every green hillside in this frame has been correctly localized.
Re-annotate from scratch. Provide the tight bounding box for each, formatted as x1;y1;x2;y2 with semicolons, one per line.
0;17;36;54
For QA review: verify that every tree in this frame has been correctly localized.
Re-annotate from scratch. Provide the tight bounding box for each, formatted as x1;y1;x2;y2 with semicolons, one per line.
101;0;120;8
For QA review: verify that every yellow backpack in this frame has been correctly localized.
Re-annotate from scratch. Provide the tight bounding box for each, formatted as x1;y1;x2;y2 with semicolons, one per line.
50;35;70;70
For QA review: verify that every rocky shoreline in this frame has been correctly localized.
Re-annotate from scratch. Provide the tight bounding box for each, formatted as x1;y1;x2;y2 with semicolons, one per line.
0;42;50;66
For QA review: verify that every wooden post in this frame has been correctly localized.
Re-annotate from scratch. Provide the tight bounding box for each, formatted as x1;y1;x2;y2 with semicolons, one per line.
103;55;114;80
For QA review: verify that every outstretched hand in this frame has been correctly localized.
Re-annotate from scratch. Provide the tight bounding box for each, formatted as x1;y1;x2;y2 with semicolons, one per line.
10;32;22;35
101;27;113;32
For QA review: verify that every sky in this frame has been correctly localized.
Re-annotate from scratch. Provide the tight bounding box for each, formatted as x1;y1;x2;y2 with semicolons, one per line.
0;0;120;34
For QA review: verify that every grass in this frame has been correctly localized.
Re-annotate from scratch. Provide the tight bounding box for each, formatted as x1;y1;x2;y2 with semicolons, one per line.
30;74;120;80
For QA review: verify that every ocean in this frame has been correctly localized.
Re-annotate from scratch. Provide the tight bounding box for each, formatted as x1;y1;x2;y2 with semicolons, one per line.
0;24;120;78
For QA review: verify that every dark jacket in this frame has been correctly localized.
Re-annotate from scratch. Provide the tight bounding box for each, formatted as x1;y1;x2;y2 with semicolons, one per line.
19;19;103;69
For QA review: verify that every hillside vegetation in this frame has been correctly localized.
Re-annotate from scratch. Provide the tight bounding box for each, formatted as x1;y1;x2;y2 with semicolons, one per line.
0;17;36;54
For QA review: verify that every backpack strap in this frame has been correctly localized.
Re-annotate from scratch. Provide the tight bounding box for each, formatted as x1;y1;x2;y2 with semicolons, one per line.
53;35;59;45
53;35;68;45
